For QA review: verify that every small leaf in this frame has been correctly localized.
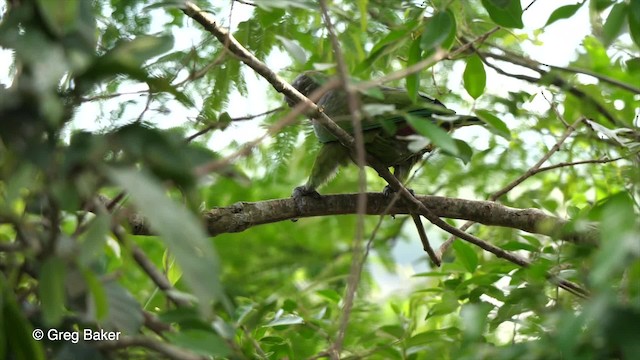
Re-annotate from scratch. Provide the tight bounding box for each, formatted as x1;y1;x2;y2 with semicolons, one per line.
357;0;368;31
590;193;638;288
83;270;109;321
627;58;640;73
101;281;144;333
144;0;187;10
0;275;46;360
629;0;640;48
264;314;305;327
275;35;307;64
103;35;174;70
405;115;458;155
78;215;110;267
475;109;511;140
460;302;493;341
481;0;524;28
453;240;478;272
36;0;80;36
406;39;422;102
453;139;474;164
420;11;454;51
602;3;628;46
39;258;67;326
544;2;585;27
316;289;341;303
463;55;486;99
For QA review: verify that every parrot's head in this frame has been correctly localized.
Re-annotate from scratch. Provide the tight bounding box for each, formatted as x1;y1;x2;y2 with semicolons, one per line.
285;71;328;108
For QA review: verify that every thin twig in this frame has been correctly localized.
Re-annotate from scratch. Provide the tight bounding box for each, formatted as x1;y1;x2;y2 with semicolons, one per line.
112;226;190;307
185;107;282;143
481;50;624;127
318;1;367;357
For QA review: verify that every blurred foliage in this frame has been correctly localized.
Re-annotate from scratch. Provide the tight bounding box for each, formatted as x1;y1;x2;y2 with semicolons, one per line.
0;0;639;359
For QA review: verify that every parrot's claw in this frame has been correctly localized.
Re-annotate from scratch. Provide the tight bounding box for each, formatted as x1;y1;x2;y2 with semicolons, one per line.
292;186;322;200
291;186;322;222
382;185;415;197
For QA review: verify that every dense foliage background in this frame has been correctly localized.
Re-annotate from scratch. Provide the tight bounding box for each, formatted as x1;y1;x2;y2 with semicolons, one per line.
1;0;639;359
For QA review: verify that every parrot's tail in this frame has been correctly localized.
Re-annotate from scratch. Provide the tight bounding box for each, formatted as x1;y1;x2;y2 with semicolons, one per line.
433;114;483;131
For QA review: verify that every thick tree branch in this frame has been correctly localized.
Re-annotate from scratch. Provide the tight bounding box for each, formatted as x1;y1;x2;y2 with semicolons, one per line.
124;194;597;245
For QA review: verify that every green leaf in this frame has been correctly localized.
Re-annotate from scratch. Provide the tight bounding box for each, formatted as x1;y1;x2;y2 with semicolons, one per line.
475;109;511;140
544;2;585;27
78;214;110;267
108;168;228;315
590;193;638;288
629;0;640;48
406;39;422;103
463;55;486;99
420;11;455;51
316;289;341;303
166;330;231;357
36;0;80;36
405;114;459;155
427;292;460;318
453;240;478;273
481;0;524;28
627;57;640;73
460;302;493;341
275;35;307;64
82;270;109;322
144;0;187;10
39;257;67;326
103;35;174;70
357;0;368;31
602;3;628;46
101;281;144;333
453;139;474;164
264;314;305;327
1;275;45;360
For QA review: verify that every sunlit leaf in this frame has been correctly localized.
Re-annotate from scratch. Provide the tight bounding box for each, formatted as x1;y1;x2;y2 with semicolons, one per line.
629;0;640;48
475;109;511;140
453;240;478;272
420;11;455;51
406;114;459;155
544;2;585;27
481;0;524;28
276;35;307;64
463;55;486;99
602;3;628;46
264;314;305;327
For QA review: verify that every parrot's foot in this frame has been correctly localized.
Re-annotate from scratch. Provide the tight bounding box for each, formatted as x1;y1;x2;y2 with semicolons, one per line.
291;186;321;222
382;185;415;197
292;186;322;200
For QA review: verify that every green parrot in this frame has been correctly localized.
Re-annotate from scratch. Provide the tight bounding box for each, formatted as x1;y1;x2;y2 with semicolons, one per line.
286;72;482;198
